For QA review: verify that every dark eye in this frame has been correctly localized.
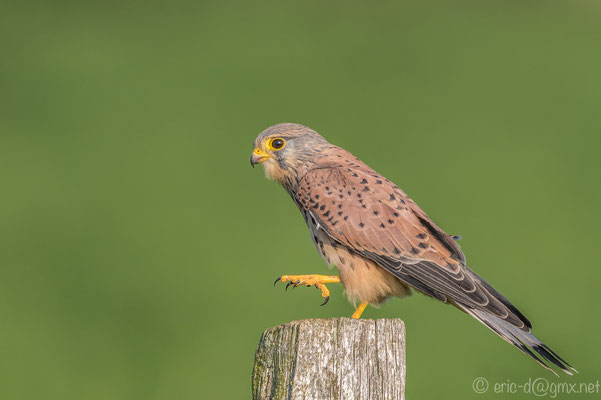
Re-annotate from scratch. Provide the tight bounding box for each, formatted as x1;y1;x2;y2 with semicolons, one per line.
270;138;286;150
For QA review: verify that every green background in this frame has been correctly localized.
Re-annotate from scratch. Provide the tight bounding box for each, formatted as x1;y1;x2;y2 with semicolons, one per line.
1;0;600;399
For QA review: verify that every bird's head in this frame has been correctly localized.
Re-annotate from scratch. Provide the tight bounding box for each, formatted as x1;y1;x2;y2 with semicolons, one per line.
251;123;328;185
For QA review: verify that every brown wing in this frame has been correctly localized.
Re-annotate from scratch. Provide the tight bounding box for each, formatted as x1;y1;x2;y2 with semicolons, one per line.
296;156;530;331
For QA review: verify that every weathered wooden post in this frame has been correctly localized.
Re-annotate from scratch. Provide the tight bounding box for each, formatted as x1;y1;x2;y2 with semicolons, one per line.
252;318;406;400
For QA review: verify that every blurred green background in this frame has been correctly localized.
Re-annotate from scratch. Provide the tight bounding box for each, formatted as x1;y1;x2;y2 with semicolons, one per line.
1;0;600;398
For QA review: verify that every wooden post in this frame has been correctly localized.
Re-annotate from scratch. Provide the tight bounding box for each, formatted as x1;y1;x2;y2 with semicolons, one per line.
252;318;406;400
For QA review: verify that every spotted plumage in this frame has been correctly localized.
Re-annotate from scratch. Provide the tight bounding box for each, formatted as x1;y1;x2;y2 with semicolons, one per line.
250;123;575;375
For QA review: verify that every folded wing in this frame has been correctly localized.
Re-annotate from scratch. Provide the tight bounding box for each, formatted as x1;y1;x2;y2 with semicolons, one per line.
296;159;574;374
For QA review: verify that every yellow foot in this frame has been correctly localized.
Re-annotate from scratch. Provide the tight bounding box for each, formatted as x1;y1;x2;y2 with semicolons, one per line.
274;274;341;306
351;301;369;319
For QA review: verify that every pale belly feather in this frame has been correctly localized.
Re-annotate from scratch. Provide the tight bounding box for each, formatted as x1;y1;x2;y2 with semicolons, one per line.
302;209;412;305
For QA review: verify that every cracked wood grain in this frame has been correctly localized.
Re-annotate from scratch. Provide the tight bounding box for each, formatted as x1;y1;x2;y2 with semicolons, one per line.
252;318;406;400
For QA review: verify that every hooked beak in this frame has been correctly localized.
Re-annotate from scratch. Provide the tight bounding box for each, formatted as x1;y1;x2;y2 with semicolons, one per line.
250;148;271;167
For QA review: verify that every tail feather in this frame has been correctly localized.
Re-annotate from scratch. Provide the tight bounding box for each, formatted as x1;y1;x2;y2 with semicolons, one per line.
538;342;578;374
465;267;532;329
460;305;576;376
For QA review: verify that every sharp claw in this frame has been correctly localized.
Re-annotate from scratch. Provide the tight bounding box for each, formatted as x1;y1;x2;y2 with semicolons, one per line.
274;277;281;286
320;296;330;306
286;282;293;291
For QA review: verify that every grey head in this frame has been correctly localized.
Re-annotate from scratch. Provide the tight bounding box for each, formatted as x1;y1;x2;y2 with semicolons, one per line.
250;123;331;185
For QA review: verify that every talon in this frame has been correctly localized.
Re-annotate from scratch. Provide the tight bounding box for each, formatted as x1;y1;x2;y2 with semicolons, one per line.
274;274;341;303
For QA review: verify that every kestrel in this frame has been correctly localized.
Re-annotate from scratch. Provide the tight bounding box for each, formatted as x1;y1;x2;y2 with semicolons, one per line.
250;123;575;375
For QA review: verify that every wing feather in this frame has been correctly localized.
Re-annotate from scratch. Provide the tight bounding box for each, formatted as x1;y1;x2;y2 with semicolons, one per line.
292;146;573;374
297;160;529;331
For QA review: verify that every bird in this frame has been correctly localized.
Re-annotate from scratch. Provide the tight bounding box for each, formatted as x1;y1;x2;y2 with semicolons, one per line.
250;122;575;376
